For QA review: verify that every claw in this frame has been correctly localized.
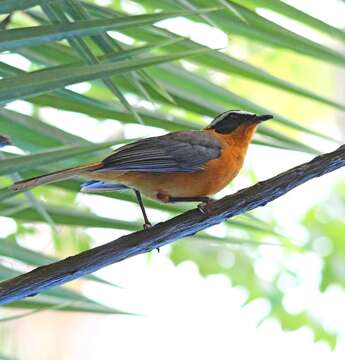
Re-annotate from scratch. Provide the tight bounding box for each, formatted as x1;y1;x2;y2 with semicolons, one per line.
198;202;209;214
198;199;215;214
143;223;152;230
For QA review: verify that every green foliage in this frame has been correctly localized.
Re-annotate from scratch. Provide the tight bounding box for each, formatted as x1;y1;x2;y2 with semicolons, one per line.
303;182;345;292
0;0;343;348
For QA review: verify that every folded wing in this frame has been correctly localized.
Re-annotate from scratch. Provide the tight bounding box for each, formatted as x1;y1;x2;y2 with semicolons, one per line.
99;131;222;173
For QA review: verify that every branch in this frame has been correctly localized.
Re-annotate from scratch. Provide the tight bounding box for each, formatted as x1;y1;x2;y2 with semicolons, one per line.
1;145;345;305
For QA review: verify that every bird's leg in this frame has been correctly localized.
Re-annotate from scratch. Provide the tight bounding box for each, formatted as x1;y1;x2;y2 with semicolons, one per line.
159;194;215;214
135;191;160;252
134;190;152;230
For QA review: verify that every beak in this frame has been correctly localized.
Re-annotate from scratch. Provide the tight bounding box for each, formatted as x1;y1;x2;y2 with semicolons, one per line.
255;114;273;122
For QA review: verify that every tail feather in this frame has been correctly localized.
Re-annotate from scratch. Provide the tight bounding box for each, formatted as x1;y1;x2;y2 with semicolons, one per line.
10;162;102;192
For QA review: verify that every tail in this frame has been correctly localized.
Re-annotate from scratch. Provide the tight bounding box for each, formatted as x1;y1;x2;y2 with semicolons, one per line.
10;162;102;192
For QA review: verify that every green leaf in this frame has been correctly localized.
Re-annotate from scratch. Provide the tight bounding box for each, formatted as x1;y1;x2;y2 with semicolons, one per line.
84;4;345;113
193;49;345;112
0;11;194;51
0;108;88;151
4;296;130;314
0;48;210;104
0;265;126;314
0;200;141;230
17;13;341;139
0;0;46;14
32;91;197;131
0;302;72;322
139;0;345;66
231;0;345;42
218;0;247;23
0;140;121;176
0;238;117;287
42;1;144;124
63;0;160;114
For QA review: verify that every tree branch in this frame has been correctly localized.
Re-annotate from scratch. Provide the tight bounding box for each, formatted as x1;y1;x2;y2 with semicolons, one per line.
1;145;345;305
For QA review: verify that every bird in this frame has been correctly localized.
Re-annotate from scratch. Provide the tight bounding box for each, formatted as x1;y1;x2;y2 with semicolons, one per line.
10;110;273;229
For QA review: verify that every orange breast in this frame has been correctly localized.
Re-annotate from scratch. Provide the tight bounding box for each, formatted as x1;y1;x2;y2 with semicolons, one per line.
88;126;256;201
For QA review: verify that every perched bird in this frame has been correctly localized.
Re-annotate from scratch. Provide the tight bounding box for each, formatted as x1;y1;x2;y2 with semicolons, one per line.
11;110;273;228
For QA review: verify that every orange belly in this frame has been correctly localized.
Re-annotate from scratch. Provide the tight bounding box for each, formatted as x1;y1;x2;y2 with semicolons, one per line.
87;132;249;202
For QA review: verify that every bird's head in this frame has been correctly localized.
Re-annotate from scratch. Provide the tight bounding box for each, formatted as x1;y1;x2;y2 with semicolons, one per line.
206;110;273;135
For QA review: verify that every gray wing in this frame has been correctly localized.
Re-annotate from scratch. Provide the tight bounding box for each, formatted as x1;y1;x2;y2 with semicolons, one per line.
99;131;222;173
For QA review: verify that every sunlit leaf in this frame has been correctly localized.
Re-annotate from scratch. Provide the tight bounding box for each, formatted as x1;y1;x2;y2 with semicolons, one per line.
0;11;194;51
0;48;210;104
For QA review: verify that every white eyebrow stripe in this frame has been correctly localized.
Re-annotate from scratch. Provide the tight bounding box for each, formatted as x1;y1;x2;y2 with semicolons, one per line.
232;110;255;115
210;110;255;127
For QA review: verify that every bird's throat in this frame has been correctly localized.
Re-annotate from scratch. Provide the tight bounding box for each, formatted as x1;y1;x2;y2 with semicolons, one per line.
215;123;257;147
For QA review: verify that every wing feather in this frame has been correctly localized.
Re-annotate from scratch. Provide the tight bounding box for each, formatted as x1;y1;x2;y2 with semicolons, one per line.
99;131;222;173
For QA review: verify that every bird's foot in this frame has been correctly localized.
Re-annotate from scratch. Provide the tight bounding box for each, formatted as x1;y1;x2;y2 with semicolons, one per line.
198;198;215;214
143;222;152;230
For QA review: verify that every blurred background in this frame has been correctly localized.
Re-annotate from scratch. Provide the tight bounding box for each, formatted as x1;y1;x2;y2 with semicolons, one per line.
1;0;345;358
